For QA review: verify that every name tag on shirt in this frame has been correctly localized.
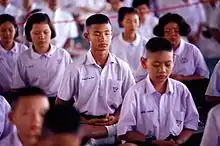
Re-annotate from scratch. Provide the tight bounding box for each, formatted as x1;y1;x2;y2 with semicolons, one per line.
82;77;95;80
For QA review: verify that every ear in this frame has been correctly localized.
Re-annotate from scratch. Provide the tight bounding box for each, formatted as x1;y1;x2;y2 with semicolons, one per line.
141;57;148;69
83;32;89;41
8;111;14;124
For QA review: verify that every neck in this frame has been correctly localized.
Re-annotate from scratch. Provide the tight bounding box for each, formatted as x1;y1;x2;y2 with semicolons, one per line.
18;134;37;146
123;32;136;43
1;41;14;51
173;43;180;52
112;4;121;12
23;4;32;11
91;49;109;68
33;45;50;54
151;79;168;94
49;6;57;12
140;15;146;24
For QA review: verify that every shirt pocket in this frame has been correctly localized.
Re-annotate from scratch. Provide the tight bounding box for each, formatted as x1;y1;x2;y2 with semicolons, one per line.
170;110;185;136
26;65;49;85
107;79;123;110
140;110;157;137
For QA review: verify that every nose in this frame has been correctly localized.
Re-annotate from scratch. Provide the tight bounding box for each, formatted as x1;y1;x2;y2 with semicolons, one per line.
38;32;45;39
158;64;166;73
31;112;42;126
99;33;106;41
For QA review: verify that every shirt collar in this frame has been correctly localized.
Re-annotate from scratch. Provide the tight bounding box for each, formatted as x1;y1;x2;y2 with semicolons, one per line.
119;32;141;46
30;45;56;59
145;75;174;95
85;50;117;66
0;42;19;55
0;3;11;10
174;38;185;56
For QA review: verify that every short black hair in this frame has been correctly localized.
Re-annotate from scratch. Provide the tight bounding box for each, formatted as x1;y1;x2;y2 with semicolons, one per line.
132;0;150;8
25;13;56;42
146;37;173;53
42;104;81;136
153;13;191;36
11;86;47;109
0;14;18;38
85;14;111;28
118;7;138;28
106;0;124;3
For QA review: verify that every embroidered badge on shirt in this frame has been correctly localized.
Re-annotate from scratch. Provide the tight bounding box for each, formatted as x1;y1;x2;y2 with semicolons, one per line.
113;86;119;92
176;120;182;127
57;59;62;64
181;57;188;64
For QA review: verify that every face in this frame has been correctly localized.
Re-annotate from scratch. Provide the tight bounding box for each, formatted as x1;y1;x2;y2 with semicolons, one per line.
48;0;59;10
0;0;9;6
30;23;51;50
109;0;121;9
85;23;112;52
0;21;16;44
136;4;149;18
122;13;140;33
164;22;181;49
37;134;80;146
141;51;174;83
11;96;50;142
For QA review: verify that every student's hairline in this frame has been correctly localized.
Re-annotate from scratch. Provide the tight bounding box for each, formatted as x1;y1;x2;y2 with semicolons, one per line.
11;94;48;110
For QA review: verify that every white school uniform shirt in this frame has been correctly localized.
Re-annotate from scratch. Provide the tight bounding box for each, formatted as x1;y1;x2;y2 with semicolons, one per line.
117;75;199;140
58;50;135;115
0;3;22;20
196;2;220;58
0;131;22;146
44;7;78;48
138;14;159;39
209;6;220;30
172;38;209;78
0;42;28;92
205;61;220;97
200;104;220;146
0;96;16;141
12;45;72;97
110;33;148;74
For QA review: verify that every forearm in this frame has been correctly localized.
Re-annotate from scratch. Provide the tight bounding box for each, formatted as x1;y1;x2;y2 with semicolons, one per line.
119;131;145;143
180;75;205;81
206;95;220;105
176;129;194;145
82;124;108;139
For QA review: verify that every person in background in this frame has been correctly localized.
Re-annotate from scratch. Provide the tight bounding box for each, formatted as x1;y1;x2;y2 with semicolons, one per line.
56;14;135;145
0;14;28;102
0;0;22;20
132;0;158;39
135;13;209;82
111;7;148;75
104;0;124;36
196;0;220;59
0;87;50;146
37;104;81;146
117;37;199;146
12;13;72;106
43;0;78;49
